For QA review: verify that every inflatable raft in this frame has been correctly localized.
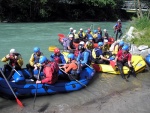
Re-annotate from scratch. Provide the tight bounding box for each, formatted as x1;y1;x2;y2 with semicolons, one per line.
0;67;95;98
58;34;115;48
62;52;146;75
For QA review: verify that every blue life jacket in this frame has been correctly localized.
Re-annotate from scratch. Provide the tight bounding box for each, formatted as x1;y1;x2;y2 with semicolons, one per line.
97;34;102;39
87;34;93;39
80;49;92;65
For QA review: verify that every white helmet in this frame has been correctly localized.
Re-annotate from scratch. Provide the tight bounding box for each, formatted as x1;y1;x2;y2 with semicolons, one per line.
70;27;73;30
73;30;76;34
104;39;108;43
80;28;83;31
103;29;107;32
79;41;85;45
69;34;73;38
10;48;16;54
118;19;121;22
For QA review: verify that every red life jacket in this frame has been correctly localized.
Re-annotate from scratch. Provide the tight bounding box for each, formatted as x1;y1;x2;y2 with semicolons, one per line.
117;50;130;62
115;23;122;30
42;62;59;84
9;53;20;66
54;56;61;64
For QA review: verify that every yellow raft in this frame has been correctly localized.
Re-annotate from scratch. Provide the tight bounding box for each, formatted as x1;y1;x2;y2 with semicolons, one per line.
62;52;146;75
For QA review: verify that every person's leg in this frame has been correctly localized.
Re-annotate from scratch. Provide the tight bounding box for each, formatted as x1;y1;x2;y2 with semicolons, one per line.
117;61;125;79
26;63;34;78
118;30;123;39
115;31;119;41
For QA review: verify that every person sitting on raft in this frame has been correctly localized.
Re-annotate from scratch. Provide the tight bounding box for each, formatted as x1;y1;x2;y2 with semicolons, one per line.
78;28;85;41
1;48;23;80
62;34;76;53
50;48;66;64
92;42;110;64
73;30;80;43
77;44;92;68
85;37;94;51
112;40;124;55
103;29;109;40
114;45;136;79
26;47;43;79
60;53;80;80
36;56;59;84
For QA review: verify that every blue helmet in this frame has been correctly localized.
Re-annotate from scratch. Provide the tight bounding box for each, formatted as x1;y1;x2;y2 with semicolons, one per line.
34;47;40;53
109;56;115;61
93;30;98;33
98;42;103;46
88;37;93;40
39;56;47;64
67;53;75;60
119;41;124;46
122;45;129;51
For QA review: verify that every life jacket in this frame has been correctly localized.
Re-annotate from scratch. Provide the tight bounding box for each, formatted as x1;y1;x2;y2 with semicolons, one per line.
78;32;85;38
92;48;101;59
118;51;130;62
97;34;102;39
43;61;59;84
80;49;92;65
74;34;79;39
87;34;93;39
115;23;122;30
62;37;70;47
33;53;41;64
86;41;93;50
9;53;23;67
70;39;75;49
70;60;81;75
54;55;61;64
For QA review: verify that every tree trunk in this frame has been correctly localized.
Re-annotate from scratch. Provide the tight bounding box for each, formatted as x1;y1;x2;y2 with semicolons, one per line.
137;0;143;18
134;0;140;18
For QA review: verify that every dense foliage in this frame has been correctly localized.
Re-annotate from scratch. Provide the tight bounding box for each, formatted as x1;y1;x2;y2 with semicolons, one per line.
0;0;130;22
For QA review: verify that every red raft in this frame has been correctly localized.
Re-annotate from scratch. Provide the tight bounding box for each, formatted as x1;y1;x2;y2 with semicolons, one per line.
58;33;115;48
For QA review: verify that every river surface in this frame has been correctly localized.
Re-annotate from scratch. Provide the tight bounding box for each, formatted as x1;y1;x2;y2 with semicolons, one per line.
0;22;150;113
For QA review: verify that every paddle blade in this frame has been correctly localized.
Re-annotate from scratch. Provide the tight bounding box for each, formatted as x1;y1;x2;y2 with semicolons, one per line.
58;34;65;37
16;98;24;107
48;46;57;52
110;61;116;69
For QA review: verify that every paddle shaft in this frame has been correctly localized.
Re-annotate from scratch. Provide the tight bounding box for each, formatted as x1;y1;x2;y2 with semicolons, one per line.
59;68;87;87
33;67;42;103
8;64;22;76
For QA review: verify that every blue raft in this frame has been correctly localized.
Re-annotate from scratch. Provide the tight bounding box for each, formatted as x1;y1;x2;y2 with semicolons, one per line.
0;67;95;98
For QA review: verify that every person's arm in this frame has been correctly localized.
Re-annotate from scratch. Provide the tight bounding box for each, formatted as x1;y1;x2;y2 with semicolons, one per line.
29;54;35;66
128;54;132;67
50;54;54;61
81;51;89;64
100;55;110;61
64;63;75;73
17;55;23;67
60;54;66;64
1;54;9;62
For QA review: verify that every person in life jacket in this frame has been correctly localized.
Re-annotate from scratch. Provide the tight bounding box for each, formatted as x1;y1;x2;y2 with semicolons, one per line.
97;27;102;36
85;37;94;51
26;47;43;79
68;27;74;35
78;28;85;41
92;42;110;64
113;19;123;41
77;44;92;68
50;48;66;64
62;34;75;52
114;45;136;79
73;30;80;43
36;56;59;84
60;53;80;80
112;40;124;55
103;29;109;40
1;49;23;80
86;28;93;39
102;39;112;58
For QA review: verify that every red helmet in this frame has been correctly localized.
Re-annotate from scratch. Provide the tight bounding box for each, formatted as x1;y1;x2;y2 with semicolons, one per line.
54;48;60;54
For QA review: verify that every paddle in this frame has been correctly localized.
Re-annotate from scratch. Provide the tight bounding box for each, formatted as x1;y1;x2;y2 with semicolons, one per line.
85;63;94;70
33;66;42;106
59;68;87;87
0;69;24;107
48;46;76;52
58;34;65;37
110;60;116;70
8;64;22;76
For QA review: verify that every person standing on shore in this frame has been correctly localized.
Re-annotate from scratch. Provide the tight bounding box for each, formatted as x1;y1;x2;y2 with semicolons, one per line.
113;19;123;41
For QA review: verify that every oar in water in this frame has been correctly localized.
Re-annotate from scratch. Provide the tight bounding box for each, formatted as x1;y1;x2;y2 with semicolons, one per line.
59;68;87;87
0;70;24;107
33;67;42;108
